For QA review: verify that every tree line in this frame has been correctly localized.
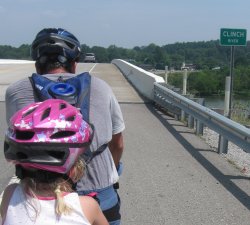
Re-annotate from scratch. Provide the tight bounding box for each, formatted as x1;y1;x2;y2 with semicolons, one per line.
1;40;250;96
167;67;250;97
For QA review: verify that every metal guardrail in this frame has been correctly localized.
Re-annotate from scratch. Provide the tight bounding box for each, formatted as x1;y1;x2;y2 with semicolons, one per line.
154;82;250;153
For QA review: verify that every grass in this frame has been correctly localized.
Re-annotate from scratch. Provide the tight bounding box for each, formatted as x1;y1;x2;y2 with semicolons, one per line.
231;101;250;127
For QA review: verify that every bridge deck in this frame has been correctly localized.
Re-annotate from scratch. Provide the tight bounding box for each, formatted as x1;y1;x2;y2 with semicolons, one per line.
0;62;249;224
120;103;250;224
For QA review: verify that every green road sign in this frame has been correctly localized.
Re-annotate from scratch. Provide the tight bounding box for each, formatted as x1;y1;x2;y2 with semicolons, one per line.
220;28;247;46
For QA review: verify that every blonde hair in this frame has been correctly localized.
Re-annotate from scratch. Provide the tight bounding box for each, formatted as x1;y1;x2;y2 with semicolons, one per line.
21;158;85;218
54;159;85;216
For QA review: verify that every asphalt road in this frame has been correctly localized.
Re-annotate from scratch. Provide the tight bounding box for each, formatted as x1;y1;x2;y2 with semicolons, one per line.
119;103;250;224
0;62;249;224
0;102;14;192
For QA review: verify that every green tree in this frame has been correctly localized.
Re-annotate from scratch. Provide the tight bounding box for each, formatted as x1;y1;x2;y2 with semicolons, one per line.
91;46;109;63
188;71;219;96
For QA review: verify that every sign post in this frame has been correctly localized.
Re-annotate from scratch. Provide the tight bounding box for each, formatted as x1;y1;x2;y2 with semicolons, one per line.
220;28;247;118
219;28;247;153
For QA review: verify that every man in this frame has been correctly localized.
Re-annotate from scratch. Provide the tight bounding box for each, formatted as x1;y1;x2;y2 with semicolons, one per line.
5;28;125;225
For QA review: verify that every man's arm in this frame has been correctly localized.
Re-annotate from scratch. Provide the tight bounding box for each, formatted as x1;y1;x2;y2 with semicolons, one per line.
108;132;124;168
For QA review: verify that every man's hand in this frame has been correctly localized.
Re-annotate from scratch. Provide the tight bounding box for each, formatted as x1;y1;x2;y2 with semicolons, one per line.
108;132;124;168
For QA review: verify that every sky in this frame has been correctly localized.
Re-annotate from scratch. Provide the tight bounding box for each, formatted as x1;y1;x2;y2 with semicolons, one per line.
0;0;250;48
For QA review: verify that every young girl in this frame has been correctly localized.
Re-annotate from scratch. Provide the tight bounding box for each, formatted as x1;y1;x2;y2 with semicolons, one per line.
0;99;108;225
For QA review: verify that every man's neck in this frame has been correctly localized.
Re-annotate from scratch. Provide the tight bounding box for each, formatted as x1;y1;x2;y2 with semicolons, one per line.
47;68;69;74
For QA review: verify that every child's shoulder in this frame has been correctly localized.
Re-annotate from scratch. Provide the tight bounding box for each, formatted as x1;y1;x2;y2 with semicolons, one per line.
78;195;100;223
79;195;99;208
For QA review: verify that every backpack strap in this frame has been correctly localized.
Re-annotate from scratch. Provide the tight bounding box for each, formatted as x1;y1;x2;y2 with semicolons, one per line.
30;73;56;101
66;72;91;122
71;73;108;163
83;143;108;164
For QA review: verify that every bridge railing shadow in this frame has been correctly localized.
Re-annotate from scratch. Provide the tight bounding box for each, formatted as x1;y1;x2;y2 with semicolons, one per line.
146;103;250;210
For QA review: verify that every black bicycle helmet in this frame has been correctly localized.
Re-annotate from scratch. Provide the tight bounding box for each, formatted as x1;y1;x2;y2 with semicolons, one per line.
31;28;81;62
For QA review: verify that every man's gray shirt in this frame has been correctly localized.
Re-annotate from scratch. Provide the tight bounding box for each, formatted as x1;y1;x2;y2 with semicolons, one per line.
5;73;125;191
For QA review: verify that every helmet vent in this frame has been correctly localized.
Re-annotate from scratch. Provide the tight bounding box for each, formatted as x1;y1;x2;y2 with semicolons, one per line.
50;131;75;139
65;41;74;49
48;39;55;44
22;107;36;118
41;108;51;121
16;130;35;140
66;116;75;121
59;103;67;110
16;152;28;160
47;150;66;160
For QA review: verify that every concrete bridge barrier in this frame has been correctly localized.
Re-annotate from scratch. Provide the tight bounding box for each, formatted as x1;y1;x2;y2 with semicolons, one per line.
112;59;164;100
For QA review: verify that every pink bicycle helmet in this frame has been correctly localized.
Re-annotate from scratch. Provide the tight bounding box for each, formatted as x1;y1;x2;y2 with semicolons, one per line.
4;99;93;174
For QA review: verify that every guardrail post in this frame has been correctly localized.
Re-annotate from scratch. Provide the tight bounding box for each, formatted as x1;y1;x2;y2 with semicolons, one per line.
195;98;205;135
180;69;188;121
182;69;188;95
165;66;168;84
181;111;185;121
218;135;228;154
188;115;194;128
196;120;204;135
218;77;230;153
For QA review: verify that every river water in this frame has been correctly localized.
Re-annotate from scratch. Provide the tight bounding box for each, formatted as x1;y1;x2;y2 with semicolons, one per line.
204;96;250;111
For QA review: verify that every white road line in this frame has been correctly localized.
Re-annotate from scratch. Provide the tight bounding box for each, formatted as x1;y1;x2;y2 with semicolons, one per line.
89;63;97;73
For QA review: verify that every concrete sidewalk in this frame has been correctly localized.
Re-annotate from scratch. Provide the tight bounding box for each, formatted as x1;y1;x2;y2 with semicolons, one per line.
119;103;250;225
